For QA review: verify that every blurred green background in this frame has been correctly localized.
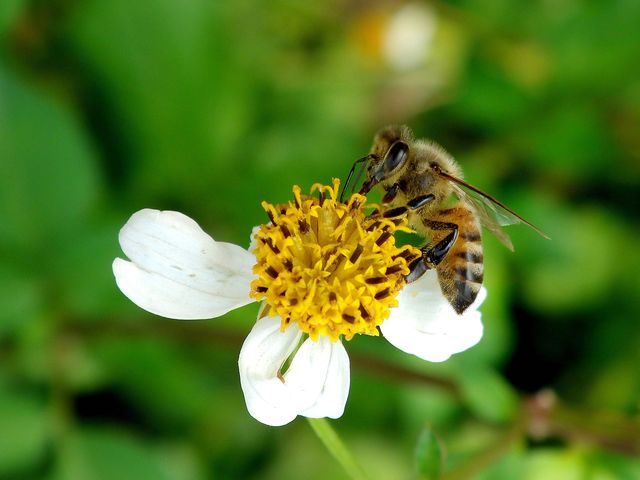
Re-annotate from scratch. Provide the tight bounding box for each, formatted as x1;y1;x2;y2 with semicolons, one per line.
1;0;639;478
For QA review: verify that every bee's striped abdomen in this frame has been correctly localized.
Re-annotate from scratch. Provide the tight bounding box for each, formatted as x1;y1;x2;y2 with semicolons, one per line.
432;206;484;314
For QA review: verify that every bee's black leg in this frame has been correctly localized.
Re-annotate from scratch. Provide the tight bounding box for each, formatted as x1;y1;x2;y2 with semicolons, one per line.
406;220;458;283
406;257;429;283
382;194;435;218
340;154;374;202
425;228;458;265
382;183;401;204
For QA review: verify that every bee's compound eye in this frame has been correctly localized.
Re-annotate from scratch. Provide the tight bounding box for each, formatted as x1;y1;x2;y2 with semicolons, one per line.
385;141;408;172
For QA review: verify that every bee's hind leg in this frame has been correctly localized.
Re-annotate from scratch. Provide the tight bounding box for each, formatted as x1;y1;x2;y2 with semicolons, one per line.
406;221;458;284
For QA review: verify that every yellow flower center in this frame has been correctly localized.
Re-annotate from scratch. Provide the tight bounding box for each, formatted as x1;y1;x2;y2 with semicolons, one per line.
250;179;421;342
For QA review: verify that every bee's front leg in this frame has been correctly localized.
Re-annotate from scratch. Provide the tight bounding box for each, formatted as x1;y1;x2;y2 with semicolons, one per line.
382;182;401;204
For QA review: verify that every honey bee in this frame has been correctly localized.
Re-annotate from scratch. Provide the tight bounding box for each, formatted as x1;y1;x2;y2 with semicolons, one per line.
341;125;548;314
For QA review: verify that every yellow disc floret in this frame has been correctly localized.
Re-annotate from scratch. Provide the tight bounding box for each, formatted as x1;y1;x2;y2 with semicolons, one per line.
250;179;421;342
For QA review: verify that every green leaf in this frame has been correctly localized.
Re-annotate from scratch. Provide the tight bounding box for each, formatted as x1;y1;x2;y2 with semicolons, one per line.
522;448;585;480
54;428;173;480
53;215;127;317
587;450;640;480
0;389;49;477
517;203;623;313
415;425;444;480
65;0;252;199
0;264;43;336
0;64;101;251
521;103;615;181
458;365;519;423
95;337;213;429
0;0;24;39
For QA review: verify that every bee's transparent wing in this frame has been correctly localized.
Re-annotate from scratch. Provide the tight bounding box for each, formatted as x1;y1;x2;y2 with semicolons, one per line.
439;171;549;252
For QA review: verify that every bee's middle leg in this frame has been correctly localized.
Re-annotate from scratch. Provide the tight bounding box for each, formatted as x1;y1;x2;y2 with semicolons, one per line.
379;193;452;283
382;193;435;218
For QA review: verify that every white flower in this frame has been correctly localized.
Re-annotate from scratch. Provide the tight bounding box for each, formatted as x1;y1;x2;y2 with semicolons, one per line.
113;187;485;427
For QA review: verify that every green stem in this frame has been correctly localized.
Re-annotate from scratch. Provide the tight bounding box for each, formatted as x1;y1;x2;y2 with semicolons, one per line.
307;418;370;480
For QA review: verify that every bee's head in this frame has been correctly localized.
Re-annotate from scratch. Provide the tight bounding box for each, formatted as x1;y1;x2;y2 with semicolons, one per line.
360;125;413;195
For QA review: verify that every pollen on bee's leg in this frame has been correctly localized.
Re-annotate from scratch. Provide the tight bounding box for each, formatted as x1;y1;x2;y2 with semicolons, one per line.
250;179;421;342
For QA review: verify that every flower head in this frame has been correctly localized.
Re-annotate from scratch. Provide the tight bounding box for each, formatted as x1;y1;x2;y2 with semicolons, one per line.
251;180;419;341
113;180;485;426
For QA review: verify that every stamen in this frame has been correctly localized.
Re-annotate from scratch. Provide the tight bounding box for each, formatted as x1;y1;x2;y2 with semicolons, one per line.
385;264;404;275
318;190;326;206
279;224;291;238
367;220;381;232
342;313;356;323
266;208;276;225
375;288;391;300
365;277;387;284
265;266;279;278
298;219;310;233
376;231;392;246
263;237;280;254
349;245;364;264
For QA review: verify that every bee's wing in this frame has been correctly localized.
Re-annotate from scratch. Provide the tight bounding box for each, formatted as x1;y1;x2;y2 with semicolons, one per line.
438;171;550;252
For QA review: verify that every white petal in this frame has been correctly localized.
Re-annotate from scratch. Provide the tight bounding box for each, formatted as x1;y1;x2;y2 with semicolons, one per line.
285;337;350;419
381;271;485;362
113;209;255;319
238;316;303;426
248;225;261;252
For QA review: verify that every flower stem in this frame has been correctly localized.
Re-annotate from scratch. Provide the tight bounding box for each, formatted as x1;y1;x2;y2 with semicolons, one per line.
307;418;370;480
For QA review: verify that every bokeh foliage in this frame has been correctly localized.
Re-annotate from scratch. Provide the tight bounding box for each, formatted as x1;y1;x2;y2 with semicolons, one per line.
1;0;639;478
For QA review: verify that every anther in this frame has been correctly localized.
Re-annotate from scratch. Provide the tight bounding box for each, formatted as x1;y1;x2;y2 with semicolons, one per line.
393;250;414;260
298;219;310;233
365;276;387;284
349;244;364;263
280;224;291;238
374;288;391;300
265;266;279;278
342;313;356;323
376;231;392;246
385;264;403;275
264;237;280;254
367;220;381;232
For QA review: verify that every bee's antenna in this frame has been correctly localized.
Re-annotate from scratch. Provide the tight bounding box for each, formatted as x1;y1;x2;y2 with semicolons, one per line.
339;154;374;203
